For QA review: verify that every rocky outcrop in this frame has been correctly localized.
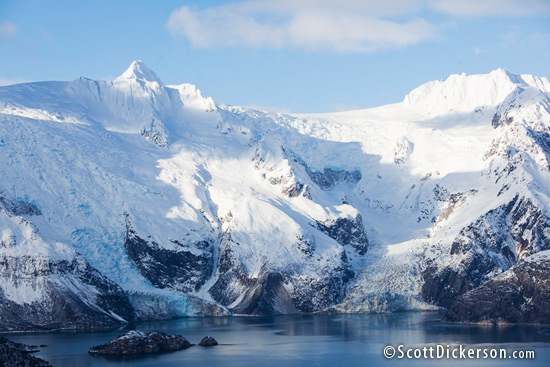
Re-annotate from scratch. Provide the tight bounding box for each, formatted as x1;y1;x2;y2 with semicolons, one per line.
422;195;550;308
124;225;213;293
290;264;355;313
208;237;298;315
89;330;191;355
281;181;310;198
198;336;218;346
433;190;477;229
306;167;362;190
0;191;42;216
0;196;42;215
282;147;362;190
0;256;136;332
208;236;251;308
229;272;298;315
317;215;369;255
140;118;168;147
0;210;135;332
444;251;550;325
0;337;51;367
209;233;358;315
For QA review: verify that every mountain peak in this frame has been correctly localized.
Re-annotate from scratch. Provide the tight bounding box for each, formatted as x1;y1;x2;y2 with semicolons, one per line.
115;60;163;85
488;67;514;81
402;69;527;114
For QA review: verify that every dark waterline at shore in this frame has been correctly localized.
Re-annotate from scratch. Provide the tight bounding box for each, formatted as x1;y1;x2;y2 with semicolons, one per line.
3;312;550;366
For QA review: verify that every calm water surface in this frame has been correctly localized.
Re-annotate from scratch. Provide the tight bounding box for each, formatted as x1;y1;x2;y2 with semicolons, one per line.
3;312;550;366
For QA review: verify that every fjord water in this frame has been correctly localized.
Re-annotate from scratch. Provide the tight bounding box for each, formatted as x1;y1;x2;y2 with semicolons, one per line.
4;312;550;366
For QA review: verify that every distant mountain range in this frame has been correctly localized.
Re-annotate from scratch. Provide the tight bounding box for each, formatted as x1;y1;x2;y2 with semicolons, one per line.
1;61;549;331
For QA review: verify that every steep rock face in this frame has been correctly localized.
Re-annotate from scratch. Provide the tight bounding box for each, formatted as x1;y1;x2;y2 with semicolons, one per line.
282;147;362;190
229;272;298;315
290;261;355;313
307;167;362;190
124;226;214;293
0;210;135;332
422;195;550;307
0;256;135;331
208;231;358;315
199;138;370;315
421;84;550;311
208;235;250;308
444;251;550;325
207;234;299;316
317;214;369;255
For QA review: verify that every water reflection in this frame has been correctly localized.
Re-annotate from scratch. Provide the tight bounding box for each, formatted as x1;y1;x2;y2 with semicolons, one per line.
2;312;549;367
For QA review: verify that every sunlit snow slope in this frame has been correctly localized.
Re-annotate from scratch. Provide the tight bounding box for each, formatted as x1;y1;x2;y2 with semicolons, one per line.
1;62;549;329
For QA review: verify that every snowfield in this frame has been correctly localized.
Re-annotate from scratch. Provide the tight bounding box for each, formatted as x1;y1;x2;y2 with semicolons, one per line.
0;62;549;328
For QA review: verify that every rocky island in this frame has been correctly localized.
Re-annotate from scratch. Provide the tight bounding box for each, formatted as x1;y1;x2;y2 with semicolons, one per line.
0;337;51;367
88;330;191;355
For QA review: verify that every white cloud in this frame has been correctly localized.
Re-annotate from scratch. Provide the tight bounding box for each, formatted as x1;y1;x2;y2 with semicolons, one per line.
167;0;437;52
0;21;17;40
500;25;550;49
432;0;550;17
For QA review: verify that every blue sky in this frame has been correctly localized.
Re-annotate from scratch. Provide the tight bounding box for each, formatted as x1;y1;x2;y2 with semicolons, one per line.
0;0;549;113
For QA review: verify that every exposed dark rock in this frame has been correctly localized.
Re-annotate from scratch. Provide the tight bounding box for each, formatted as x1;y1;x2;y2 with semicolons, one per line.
526;126;550;169
485;120;550;170
295;234;315;257
0;192;42;216
198;336;218;347
491;112;513;128
282;147;362;190
444;252;550;325
306;167;361;190
290;265;355;313
422;195;550;308
0;256;135;332
317;214;369;255
491;106;514;129
209;233;356;314
208;234;253;307
433;190;477;228
230;272;298;315
281;182;310;198
210;237;298;315
268;175;311;199
0;337;51;366
88;330;191;355
140;118;168;147
422;251;493;308
124;221;213;293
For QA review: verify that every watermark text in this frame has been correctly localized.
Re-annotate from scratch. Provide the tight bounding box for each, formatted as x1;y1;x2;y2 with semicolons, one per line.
383;344;535;360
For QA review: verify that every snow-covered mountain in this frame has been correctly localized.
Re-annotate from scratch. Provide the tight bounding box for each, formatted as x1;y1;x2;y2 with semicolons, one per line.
1;62;549;330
